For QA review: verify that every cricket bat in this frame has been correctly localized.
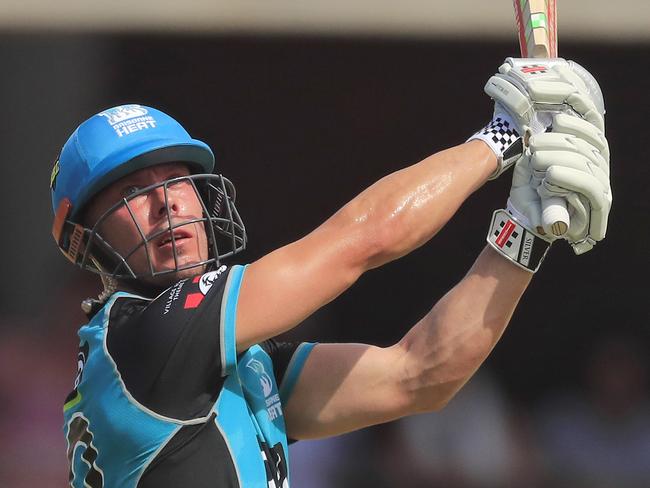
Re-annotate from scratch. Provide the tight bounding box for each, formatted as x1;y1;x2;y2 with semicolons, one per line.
513;0;569;237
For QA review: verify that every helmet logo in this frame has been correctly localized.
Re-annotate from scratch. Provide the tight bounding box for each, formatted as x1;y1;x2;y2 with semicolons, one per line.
50;158;60;190
98;104;149;126
98;104;156;138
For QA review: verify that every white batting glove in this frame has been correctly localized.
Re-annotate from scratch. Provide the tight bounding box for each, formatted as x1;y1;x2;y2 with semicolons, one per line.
488;57;605;132
528;116;612;254
488;113;611;270
470;57;605;179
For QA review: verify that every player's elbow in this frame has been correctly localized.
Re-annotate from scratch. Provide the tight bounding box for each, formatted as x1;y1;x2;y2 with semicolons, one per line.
395;333;492;415
401;373;460;415
331;199;398;272
338;198;419;272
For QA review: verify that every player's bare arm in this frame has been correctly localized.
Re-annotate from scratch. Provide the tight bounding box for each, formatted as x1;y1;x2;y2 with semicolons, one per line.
52;56;611;488
237;140;497;349
283;246;530;440
281;59;612;440
236;60;609;350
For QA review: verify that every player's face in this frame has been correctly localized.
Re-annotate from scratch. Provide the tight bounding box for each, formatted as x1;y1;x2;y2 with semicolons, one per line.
85;162;209;287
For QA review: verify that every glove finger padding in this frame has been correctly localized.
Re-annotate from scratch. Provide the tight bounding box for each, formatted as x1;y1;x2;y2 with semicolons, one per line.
529;129;611;246
562;61;606;117
526;79;578;104
530;147;610;190
551;113;609;160
529;131;610;185
474;58;606;182
565;93;605;131
486;58;606;135
565;192;591;244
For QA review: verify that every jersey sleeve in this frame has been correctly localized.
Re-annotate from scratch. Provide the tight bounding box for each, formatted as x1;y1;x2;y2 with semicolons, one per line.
259;339;317;406
106;264;246;421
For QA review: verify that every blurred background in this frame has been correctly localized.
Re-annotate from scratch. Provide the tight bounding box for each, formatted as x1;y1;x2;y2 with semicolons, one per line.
1;1;649;486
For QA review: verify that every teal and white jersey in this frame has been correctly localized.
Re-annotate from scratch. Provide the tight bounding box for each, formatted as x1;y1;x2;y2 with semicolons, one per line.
63;264;315;487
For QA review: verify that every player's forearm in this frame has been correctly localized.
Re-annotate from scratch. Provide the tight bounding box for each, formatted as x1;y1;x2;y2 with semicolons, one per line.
395;246;531;413
236;140;497;350
339;140;496;271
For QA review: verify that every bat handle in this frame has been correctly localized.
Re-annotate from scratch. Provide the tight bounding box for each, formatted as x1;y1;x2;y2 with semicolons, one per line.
542;196;570;237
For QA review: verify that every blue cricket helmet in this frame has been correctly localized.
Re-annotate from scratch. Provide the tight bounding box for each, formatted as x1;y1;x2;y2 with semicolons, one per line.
50;104;246;280
51;104;215;220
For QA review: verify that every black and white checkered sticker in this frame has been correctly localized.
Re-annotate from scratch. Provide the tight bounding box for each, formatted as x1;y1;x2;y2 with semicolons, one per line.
468;115;522;178
479;117;520;155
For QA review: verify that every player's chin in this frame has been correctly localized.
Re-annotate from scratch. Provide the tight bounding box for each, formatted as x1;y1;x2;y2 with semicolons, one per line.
138;254;207;288
170;262;208;281
137;264;204;290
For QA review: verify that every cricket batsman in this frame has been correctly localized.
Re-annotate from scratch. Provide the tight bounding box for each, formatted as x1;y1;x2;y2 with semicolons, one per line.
52;57;611;487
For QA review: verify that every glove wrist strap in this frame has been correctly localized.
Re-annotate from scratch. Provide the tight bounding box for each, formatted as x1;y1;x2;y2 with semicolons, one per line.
486;209;552;273
468;112;523;180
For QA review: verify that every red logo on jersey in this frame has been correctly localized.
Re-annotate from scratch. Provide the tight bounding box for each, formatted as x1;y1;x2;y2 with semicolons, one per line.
183;276;205;309
182;266;227;309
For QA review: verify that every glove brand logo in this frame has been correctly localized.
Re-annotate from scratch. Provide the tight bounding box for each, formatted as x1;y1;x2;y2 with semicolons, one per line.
520;234;534;266
495;219;518;248
98;104;157;138
521;65;548;75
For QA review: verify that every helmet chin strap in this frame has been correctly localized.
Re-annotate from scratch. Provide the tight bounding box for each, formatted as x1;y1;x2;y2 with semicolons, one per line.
81;258;119;315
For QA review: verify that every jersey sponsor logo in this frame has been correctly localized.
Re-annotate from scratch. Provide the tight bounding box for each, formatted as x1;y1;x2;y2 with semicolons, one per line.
183;265;227;309
98;104;157;138
163;278;187;315
246;358;274;397
265;395;283;421
245;357;283;420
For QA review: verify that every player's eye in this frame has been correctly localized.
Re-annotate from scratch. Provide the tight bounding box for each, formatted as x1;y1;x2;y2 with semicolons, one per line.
121;185;142;198
168;176;192;191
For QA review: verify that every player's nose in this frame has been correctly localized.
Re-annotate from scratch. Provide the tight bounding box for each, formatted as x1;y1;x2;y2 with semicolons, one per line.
151;185;179;218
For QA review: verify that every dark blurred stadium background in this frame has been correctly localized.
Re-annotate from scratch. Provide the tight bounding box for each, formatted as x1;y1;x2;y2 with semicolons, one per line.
1;2;648;486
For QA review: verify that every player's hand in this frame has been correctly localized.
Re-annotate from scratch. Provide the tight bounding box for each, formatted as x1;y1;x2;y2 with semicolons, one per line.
488;57;605;134
529;117;611;254
487;111;611;270
510;112;611;251
471;57;605;180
